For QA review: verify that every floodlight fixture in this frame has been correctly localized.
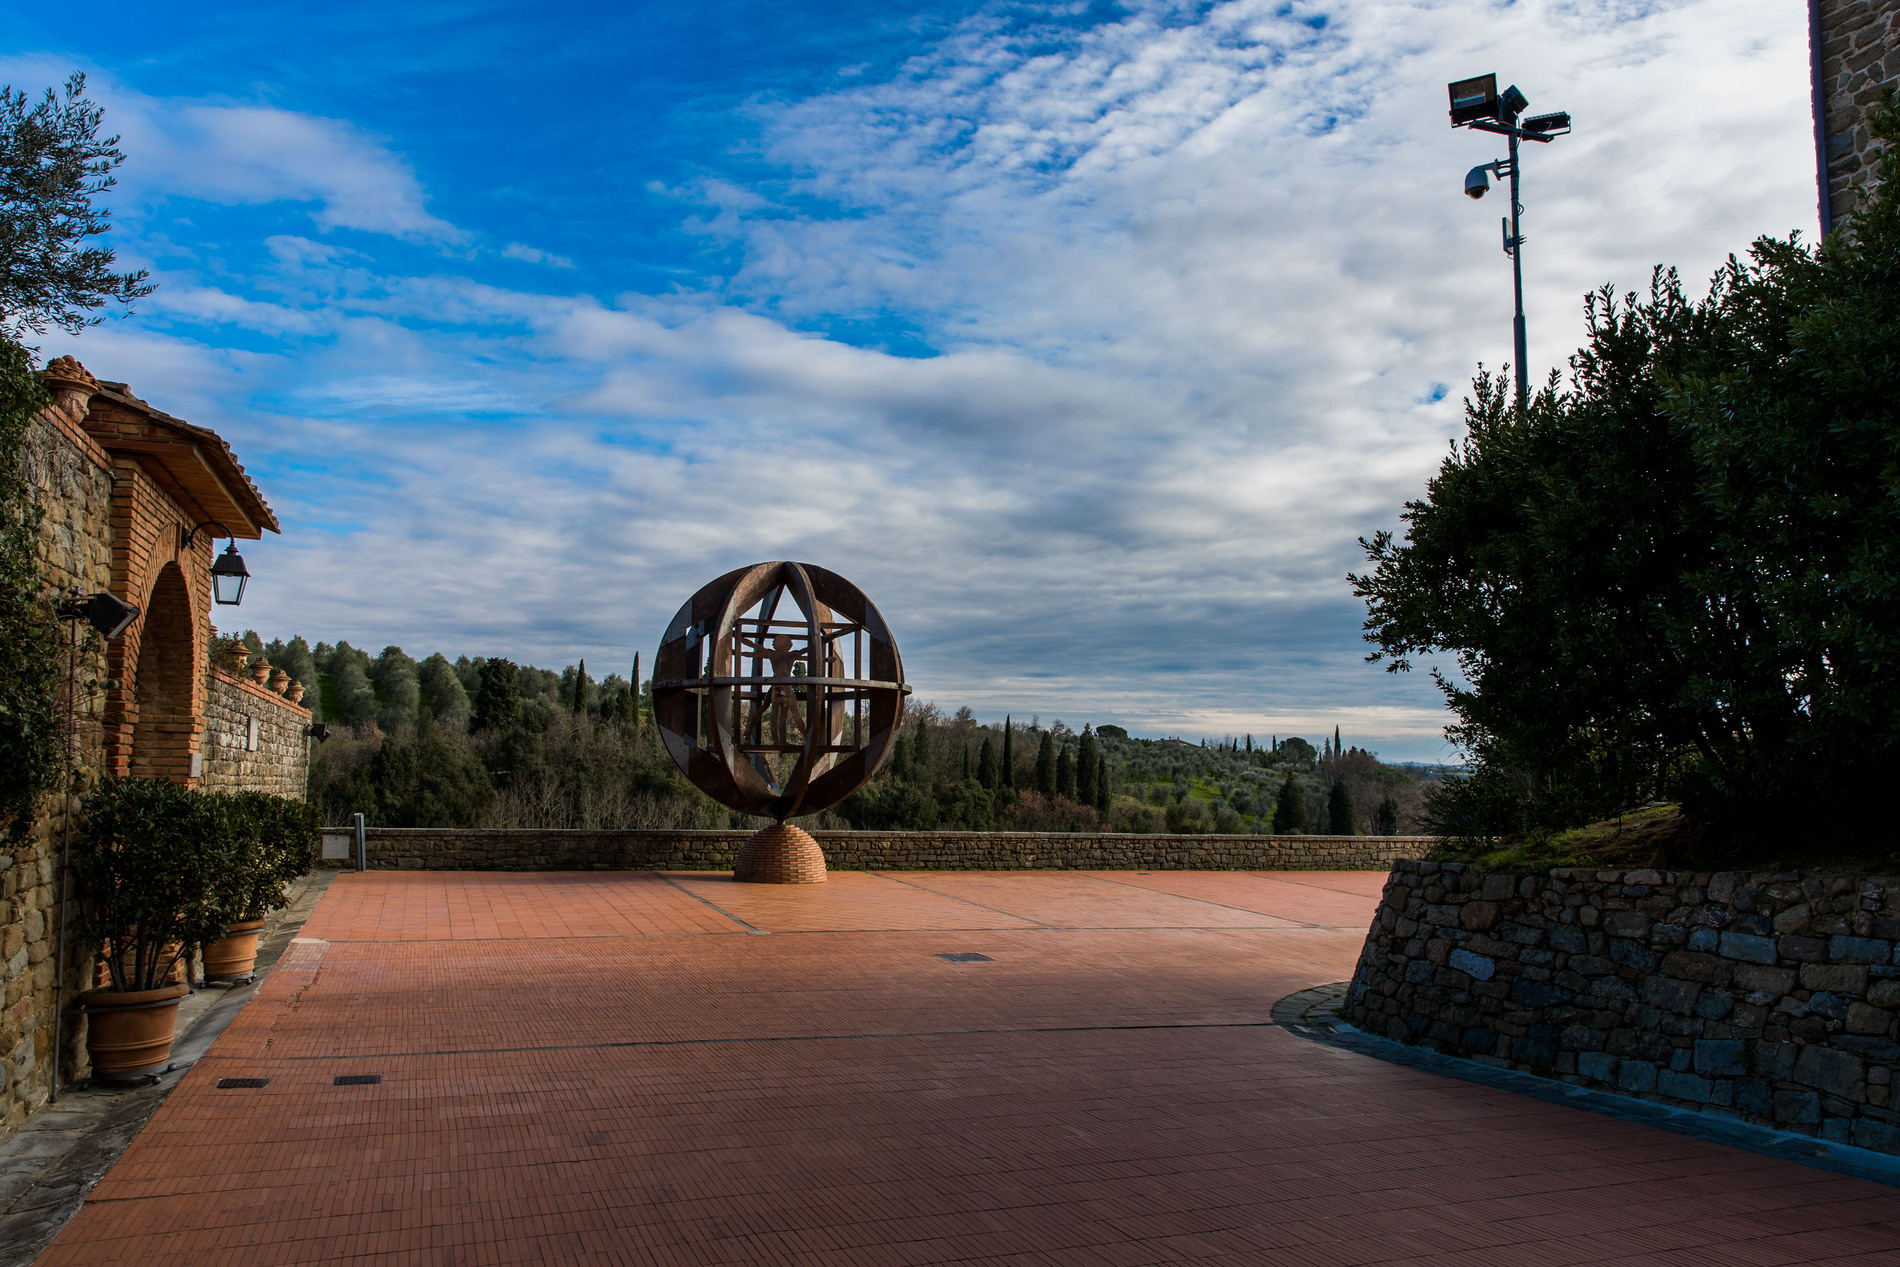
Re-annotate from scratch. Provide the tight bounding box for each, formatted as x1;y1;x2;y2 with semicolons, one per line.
1447;72;1573;415
1447;74;1498;126
305;723;331;743
57;591;140;639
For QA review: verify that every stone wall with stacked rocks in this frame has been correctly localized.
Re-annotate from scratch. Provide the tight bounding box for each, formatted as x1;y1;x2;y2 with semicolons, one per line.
200;666;310;799
327;828;1435;872
1348;860;1900;1156
1817;0;1900;234
11;404;116;1128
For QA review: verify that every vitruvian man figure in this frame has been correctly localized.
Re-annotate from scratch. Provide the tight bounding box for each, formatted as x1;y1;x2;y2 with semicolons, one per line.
652;562;908;879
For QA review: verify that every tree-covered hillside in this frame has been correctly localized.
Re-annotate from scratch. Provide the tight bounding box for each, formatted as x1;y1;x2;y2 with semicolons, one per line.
244;631;1439;833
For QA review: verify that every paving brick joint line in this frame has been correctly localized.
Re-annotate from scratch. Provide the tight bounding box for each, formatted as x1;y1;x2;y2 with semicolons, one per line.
191;1018;1287;1063
34;868;1900;1266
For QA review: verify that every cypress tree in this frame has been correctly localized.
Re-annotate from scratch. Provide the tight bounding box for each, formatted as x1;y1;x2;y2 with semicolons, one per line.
1328;779;1356;836
1002;717;1014;788
1055;747;1075;799
631;651;642;729
1035;731;1057;796
891;734;911;781
961;742;971;780
1076;726;1098;806
473;658;521;732
977;738;997;789
573;659;588;716
1271;772;1307;833
1094;755;1109;813
1376;796;1400;836
914;716;931;780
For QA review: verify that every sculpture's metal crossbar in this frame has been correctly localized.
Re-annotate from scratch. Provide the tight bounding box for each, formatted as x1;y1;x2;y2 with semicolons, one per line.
653;562;908;822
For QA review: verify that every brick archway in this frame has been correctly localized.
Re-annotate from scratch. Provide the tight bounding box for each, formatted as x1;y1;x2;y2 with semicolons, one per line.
130;563;197;782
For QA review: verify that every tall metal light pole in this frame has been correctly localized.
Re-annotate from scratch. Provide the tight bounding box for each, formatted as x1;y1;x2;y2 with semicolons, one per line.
1448;74;1571;415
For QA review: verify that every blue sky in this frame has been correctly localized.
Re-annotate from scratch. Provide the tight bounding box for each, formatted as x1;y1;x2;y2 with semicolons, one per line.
5;0;1814;758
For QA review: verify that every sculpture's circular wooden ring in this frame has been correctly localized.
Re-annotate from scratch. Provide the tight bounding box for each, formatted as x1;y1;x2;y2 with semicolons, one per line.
652;562;909;822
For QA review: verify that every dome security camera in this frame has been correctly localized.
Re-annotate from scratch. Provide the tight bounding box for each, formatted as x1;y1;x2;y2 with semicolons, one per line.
1465;165;1492;199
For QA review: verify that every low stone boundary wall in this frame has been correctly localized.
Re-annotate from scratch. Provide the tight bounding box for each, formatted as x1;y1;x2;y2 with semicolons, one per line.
1349;859;1900;1156
326;828;1434;872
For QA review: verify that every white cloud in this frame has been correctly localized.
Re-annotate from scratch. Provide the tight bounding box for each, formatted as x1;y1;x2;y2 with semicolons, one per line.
28;0;1814;759
0;56;465;243
501;242;576;268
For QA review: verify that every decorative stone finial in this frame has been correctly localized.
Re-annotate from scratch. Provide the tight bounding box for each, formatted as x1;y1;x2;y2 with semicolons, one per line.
41;356;100;419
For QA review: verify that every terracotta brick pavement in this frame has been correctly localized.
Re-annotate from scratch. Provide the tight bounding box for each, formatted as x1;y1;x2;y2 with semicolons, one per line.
38;870;1900;1265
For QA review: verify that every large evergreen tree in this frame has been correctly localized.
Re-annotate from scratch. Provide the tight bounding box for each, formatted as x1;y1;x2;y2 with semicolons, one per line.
473;658;522;732
1327;780;1356;836
1055;747;1075;799
1271;772;1307;833
1355;95;1900;843
1076;726;1098;806
1035;731;1056;796
1002;716;1014;789
0;74;152;338
913;716;931;780
977;738;998;790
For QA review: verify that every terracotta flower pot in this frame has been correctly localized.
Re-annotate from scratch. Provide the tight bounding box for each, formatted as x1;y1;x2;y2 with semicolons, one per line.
224;645;251;674
250;657;272;685
269;668;290;695
79;981;189;1077
202;919;267;980
285;680;305;705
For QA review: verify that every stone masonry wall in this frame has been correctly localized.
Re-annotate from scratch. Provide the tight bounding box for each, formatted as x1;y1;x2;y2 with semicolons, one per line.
336;828;1435;872
1818;0;1900;233
200;666;310;800
1348;860;1900;1156
13;405;115;1127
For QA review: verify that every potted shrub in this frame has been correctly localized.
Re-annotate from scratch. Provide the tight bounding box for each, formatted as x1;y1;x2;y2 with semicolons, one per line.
72;778;231;1078
202;793;318;981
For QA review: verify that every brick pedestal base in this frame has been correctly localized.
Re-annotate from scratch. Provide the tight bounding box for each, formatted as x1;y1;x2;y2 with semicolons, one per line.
731;824;828;884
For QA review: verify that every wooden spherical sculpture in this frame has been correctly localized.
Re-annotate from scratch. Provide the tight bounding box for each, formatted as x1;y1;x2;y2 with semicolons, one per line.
652;562;909;882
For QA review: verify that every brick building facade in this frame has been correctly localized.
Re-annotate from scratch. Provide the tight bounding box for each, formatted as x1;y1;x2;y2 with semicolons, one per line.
7;357;310;1128
1814;0;1900;233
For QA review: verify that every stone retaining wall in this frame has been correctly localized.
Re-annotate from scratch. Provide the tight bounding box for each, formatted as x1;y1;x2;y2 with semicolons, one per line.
332;828;1435;872
200;667;310;799
1348;859;1900;1156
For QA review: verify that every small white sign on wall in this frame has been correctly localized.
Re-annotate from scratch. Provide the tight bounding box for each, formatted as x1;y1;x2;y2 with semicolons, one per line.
247;717;261;752
321;832;351;860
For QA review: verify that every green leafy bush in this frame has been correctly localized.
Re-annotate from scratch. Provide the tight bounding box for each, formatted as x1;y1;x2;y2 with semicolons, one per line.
216;792;318;923
73;778;230;991
0;339;58;846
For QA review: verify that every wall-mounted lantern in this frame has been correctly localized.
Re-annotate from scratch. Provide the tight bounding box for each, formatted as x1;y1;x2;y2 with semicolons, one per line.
183;522;251;606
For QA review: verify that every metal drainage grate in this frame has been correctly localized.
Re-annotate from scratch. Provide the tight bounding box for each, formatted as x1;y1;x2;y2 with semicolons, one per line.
215;1077;269;1089
333;1074;382;1086
937;953;992;963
